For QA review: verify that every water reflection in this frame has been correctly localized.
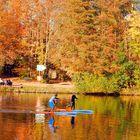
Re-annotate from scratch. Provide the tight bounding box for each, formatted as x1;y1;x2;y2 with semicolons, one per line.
71;116;75;129
48;116;57;133
0;93;139;140
35;96;45;123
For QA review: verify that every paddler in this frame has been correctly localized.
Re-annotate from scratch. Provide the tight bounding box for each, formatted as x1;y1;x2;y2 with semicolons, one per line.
48;94;59;112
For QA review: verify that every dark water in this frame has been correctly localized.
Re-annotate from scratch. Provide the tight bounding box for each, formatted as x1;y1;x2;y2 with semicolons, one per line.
0;93;140;140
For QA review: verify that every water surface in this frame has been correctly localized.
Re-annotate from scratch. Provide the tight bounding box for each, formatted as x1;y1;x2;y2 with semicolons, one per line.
0;93;140;140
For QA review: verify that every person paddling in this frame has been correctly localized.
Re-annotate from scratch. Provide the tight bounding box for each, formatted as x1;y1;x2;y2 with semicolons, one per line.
71;94;78;110
48;94;59;112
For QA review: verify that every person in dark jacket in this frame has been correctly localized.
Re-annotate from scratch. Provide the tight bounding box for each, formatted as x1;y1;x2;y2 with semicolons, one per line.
71;94;78;110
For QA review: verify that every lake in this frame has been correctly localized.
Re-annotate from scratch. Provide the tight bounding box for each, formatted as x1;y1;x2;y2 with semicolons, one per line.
0;93;140;140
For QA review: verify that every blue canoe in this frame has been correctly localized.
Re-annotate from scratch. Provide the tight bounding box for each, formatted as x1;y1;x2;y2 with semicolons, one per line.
72;110;94;114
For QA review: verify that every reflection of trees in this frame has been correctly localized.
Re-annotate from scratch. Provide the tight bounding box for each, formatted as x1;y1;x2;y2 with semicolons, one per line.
0;94;139;140
80;96;140;140
0;113;34;140
50;95;140;140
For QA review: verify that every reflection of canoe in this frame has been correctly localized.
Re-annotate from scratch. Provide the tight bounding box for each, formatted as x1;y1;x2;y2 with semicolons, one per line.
35;111;77;116
55;109;94;114
36;109;94;116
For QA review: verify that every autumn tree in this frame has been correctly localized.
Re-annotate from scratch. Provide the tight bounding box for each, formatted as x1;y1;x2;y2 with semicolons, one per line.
0;0;25;66
127;10;140;63
121;10;140;87
49;0;133;76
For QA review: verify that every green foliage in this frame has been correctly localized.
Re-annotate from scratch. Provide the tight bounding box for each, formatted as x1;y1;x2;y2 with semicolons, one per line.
72;72;121;93
73;72;96;92
117;61;137;87
134;67;140;87
19;71;30;79
113;51;140;89
73;61;140;93
117;52;128;64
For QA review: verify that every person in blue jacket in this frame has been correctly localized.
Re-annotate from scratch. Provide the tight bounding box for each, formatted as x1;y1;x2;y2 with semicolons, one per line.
48;94;59;111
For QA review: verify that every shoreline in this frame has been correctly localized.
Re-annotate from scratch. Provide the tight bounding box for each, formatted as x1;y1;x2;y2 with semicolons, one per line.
1;86;140;96
0;78;140;96
84;92;140;96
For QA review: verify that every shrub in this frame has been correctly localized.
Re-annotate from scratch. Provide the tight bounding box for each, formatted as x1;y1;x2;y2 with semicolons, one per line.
134;67;140;87
19;71;30;79
72;72;121;93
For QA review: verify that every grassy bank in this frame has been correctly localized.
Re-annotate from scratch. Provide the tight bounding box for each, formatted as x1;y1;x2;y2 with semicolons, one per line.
120;88;140;96
0;83;76;94
1;77;140;95
1;85;140;96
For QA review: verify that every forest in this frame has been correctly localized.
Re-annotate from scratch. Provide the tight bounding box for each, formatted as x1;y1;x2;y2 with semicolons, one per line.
0;0;140;93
